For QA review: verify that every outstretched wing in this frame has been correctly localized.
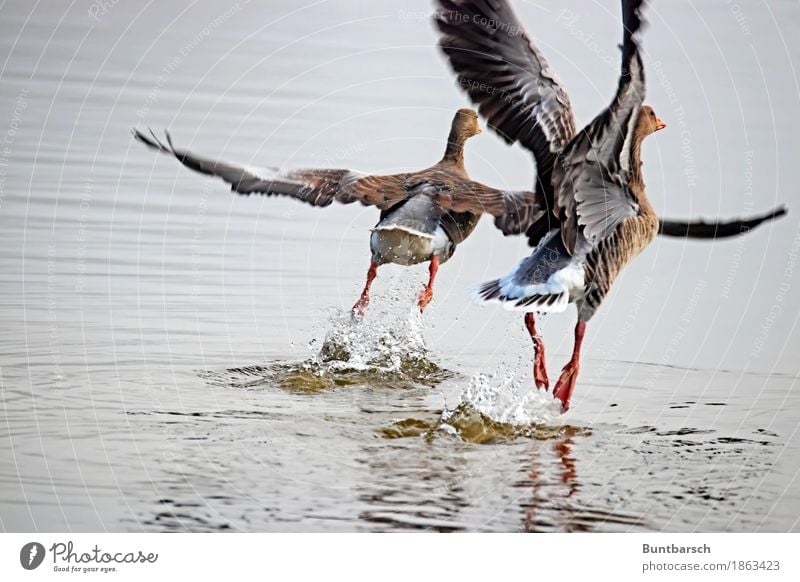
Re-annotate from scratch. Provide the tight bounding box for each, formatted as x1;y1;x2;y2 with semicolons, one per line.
435;0;576;204
510;206;789;245
133;129;411;210
555;0;646;254
426;179;542;220
658;206;788;238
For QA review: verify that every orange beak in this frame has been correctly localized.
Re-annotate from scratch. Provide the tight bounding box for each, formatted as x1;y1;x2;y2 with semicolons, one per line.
655;118;667;131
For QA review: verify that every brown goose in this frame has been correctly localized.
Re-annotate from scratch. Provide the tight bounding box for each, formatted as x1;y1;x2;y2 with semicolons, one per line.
463;0;658;412
438;0;786;411
133;108;539;315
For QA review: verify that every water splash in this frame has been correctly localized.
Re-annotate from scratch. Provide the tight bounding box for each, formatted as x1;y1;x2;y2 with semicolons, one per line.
378;367;577;443
310;304;433;377
201;296;452;392
433;366;566;442
446;367;563;426
301;271;461;383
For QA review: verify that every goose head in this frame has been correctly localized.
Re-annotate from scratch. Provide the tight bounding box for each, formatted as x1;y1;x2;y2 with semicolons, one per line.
452;108;482;139
442;108;481;164
637;105;667;137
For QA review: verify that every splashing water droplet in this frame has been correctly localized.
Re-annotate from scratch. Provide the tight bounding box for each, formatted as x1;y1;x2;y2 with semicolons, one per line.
313;305;432;377
301;280;454;384
443;366;563;428
202;273;454;393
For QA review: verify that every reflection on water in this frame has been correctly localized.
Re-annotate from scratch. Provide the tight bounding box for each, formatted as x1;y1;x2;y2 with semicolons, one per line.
2;0;799;532
367;397;781;532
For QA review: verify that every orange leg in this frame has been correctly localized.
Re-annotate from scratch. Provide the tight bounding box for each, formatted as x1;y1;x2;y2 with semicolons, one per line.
417;256;439;313
524;313;549;390
352;260;378;317
553;321;586;413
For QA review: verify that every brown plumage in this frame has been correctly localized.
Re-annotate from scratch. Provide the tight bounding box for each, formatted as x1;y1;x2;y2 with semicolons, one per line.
578;109;663;317
133;108;541;315
443;0;786;412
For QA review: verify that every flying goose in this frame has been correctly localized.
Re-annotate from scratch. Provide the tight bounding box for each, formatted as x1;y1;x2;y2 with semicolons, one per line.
437;0;786;411
134;108;541;315
442;0;658;411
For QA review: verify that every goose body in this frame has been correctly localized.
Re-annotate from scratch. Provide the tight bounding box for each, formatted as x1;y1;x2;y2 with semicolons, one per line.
370;224;450;267
370;198;453;266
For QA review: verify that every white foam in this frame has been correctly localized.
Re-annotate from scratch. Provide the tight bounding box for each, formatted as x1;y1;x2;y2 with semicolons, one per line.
443;366;563;427
307;277;431;374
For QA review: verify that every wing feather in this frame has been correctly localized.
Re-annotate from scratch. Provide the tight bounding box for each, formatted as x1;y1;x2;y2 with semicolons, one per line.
554;0;647;253
435;0;576;207
133;129;410;210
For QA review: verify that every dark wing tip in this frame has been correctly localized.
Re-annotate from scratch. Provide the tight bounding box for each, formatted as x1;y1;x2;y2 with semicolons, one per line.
132;127;171;153
164;129;175;151
622;0;647;43
657;205;789;239
620;0;647;76
772;205;788;219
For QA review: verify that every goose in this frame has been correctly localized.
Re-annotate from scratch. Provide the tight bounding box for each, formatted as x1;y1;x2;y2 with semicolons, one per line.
442;0;658;412
437;0;786;411
133;108;541;316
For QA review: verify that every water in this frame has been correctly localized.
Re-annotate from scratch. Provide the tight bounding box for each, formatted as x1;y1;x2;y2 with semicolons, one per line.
1;0;799;532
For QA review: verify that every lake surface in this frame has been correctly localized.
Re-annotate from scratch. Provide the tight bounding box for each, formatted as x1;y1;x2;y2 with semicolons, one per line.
1;0;799;532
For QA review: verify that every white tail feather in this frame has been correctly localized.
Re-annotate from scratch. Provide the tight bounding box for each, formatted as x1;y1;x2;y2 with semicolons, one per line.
469;279;569;314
